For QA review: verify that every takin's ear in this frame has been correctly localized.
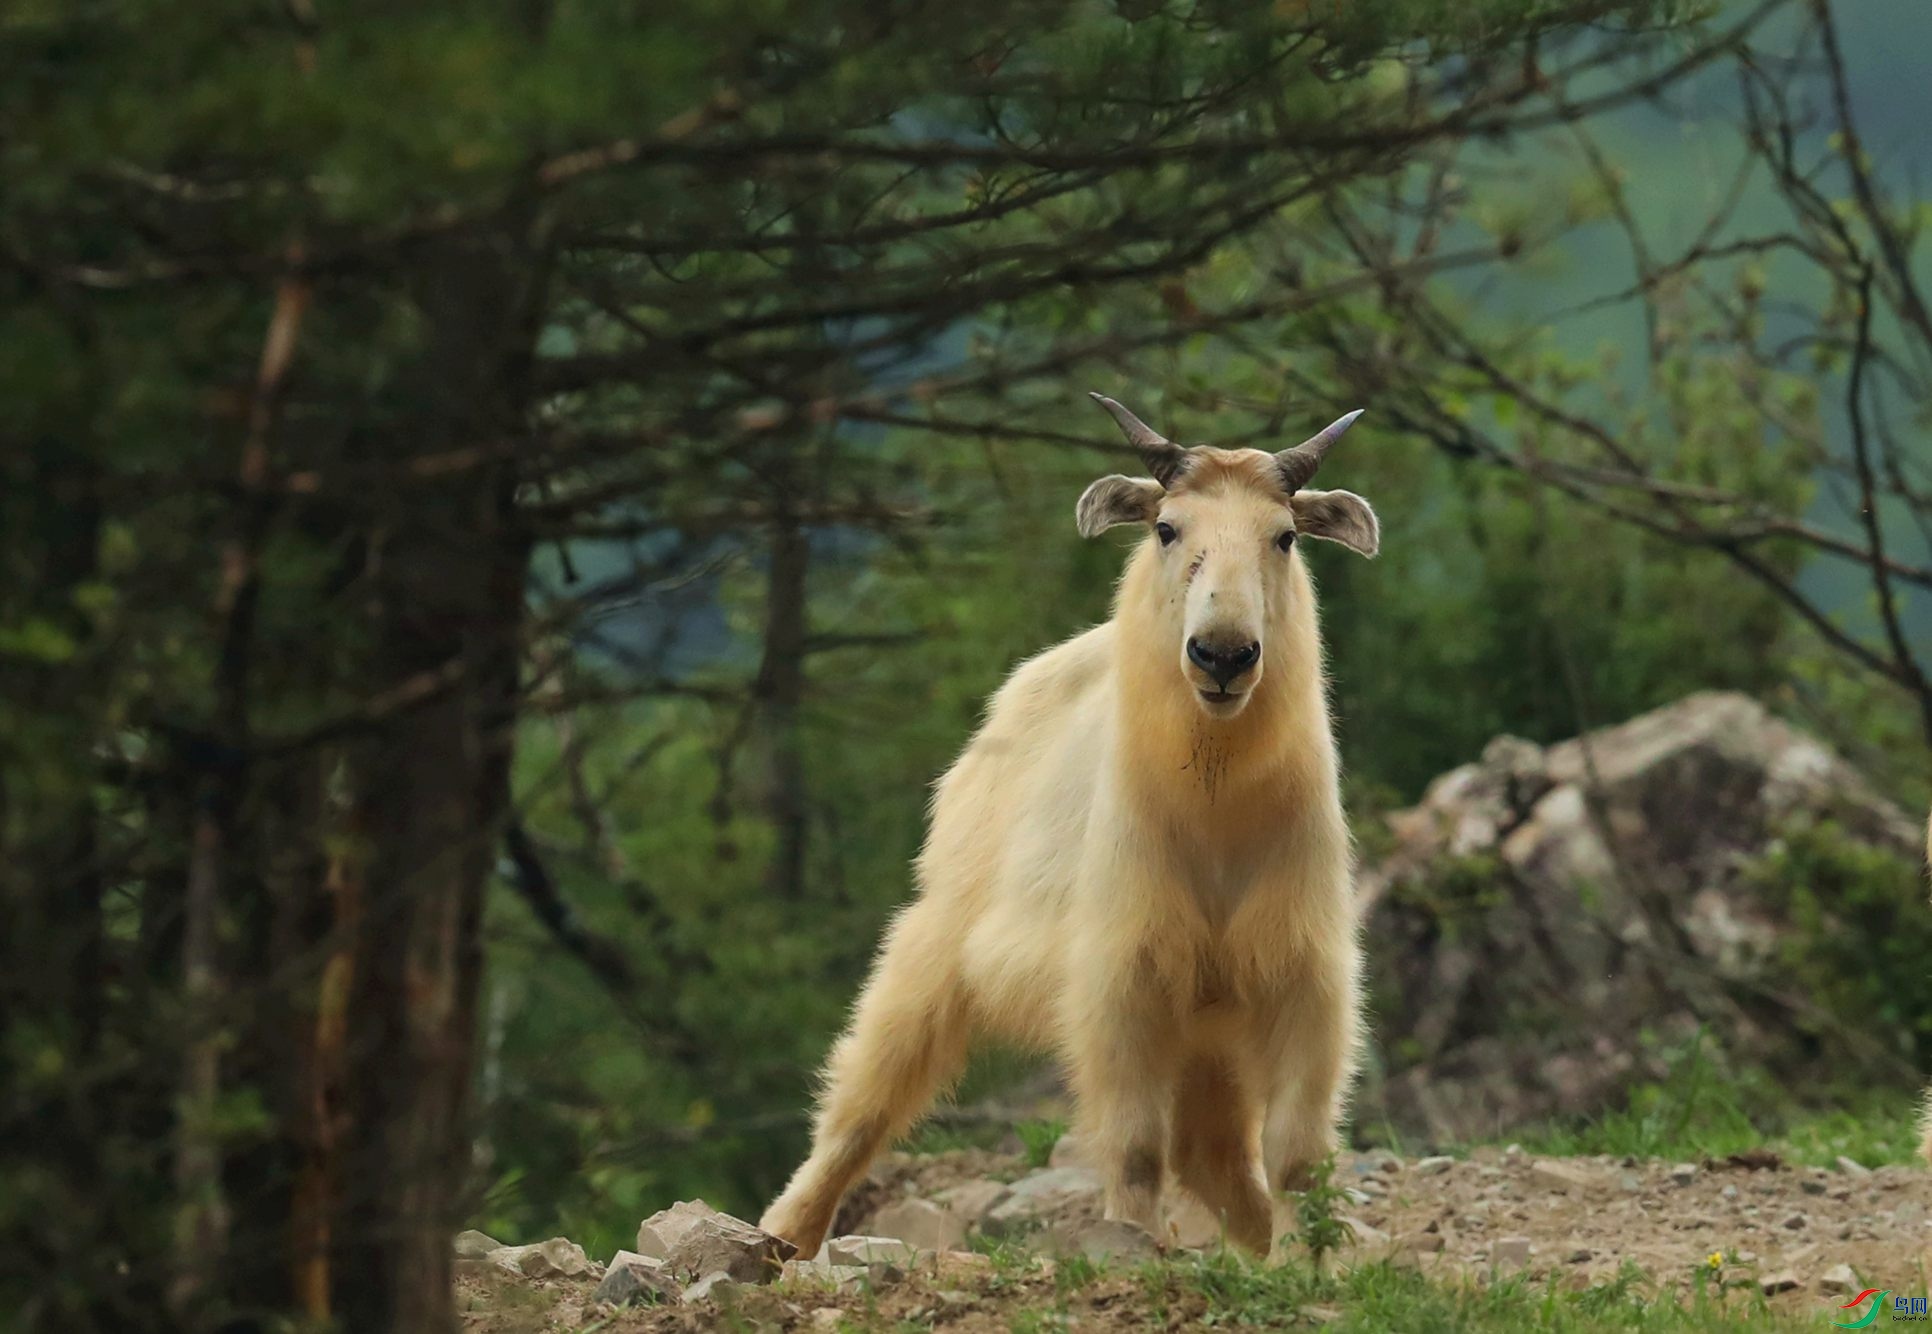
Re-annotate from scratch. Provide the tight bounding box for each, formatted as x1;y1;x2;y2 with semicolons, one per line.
1289;488;1380;557
1075;474;1164;538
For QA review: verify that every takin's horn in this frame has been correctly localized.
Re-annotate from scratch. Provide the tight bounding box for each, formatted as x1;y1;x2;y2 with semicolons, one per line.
1274;408;1364;493
1088;392;1191;488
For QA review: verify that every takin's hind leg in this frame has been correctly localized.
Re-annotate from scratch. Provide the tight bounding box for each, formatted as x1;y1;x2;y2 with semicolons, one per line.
1169;1054;1274;1256
1257;952;1361;1193
760;908;969;1258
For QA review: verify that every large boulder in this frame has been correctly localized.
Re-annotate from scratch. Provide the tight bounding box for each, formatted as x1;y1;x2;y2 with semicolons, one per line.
635;1200;795;1284
1358;692;1922;1141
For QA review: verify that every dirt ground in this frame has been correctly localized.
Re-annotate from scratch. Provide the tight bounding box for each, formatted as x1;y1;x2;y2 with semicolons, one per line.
455;1144;1932;1331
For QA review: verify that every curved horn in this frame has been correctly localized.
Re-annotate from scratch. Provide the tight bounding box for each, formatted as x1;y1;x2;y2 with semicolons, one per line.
1275;408;1364;493
1088;392;1190;487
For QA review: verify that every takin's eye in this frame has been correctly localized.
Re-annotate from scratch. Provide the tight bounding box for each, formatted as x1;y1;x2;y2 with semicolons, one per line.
1155;521;1178;547
1275;530;1297;552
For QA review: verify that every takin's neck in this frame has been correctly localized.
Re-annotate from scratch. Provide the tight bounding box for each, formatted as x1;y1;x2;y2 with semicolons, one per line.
1109;547;1338;814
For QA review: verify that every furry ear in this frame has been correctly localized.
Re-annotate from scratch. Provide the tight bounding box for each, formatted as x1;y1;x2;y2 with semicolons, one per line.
1289;488;1379;557
1075;475;1164;538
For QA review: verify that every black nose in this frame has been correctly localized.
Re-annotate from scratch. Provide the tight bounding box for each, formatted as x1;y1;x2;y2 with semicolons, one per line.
1186;637;1261;689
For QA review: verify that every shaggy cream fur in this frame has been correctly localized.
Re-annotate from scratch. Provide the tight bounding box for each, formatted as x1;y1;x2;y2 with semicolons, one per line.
761;446;1376;1258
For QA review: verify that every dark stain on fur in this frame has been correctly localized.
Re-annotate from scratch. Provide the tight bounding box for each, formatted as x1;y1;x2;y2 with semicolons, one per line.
1180;731;1229;802
1122;1145;1163;1192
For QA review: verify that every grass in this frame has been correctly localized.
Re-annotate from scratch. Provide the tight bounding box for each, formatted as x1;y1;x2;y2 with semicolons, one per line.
1149;1250;1806;1333
1490;1030;1923;1169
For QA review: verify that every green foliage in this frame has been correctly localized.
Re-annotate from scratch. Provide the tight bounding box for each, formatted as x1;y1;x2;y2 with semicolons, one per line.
1742;817;1932;1067
1292;1155;1357;1267
1505;1029;1924;1168
1017;1119;1068;1170
1161;1248;1794;1332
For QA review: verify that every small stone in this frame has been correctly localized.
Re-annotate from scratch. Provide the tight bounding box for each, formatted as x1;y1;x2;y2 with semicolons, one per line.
1045;1218;1160;1263
490;1237;592;1278
808;1310;845;1332
594;1252;677;1306
1781;1212;1807;1231
682;1271;741;1305
1504;1143;1524;1160
1758;1270;1799;1295
1404;1231;1444;1255
1669;1163;1698;1186
1736;1250;1758;1264
981;1168;1101;1234
1048;1133;1086;1169
1819;1264;1858;1295
782;1258;869;1288
1567;1247;1591;1264
1339;1217;1390;1248
1618;1174;1642;1194
1492;1236;1532;1269
933;1179;1010;1223
453;1230;503;1259
1344;1187;1372;1206
1415;1155;1456;1176
1722;1185;1739;1200
860;1260;907;1290
1836;1156;1871;1176
869;1198;967;1253
824;1235;919;1267
1532;1160;1598;1194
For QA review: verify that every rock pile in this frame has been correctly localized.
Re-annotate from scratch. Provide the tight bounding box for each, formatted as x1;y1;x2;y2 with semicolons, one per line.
1357;692;1923;1141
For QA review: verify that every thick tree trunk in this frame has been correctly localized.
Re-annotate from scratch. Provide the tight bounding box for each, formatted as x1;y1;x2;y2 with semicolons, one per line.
327;234;537;1333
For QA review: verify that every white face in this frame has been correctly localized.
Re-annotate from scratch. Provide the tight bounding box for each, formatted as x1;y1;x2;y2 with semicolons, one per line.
1076;440;1381;721
1149;475;1300;720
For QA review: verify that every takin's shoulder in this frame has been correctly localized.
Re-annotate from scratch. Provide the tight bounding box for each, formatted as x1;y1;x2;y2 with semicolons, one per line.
984;621;1115;725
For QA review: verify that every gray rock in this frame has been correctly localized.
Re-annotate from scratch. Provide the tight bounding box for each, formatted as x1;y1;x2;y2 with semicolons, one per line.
982;1167;1101;1234
1415;1156;1456;1176
489;1237;593;1278
1781;1212;1807;1230
934;1179;1011;1224
1359;694;1920;1144
1669;1163;1698;1186
1758;1270;1800;1295
453;1229;503;1259
824;1235;919;1267
1492;1236;1532;1269
594;1251;677;1306
1819;1264;1858;1295
1531;1160;1598;1194
869;1198;967;1253
784;1257;871;1287
1340;1217;1391;1249
637;1200;794;1283
1045;1218;1159;1263
1836;1156;1871;1176
681;1271;741;1305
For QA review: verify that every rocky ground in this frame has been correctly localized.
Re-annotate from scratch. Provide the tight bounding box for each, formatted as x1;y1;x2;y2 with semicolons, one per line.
454;1136;1931;1331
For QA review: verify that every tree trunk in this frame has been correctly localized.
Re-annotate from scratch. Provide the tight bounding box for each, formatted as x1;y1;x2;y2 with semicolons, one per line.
327;233;537;1334
754;512;812;901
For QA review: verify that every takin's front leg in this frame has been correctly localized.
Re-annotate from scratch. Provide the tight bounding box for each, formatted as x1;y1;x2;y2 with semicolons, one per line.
1257;945;1362;1194
1065;958;1183;1238
760;902;970;1258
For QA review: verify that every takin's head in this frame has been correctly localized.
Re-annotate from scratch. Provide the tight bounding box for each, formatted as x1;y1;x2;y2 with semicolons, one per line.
1076;392;1378;720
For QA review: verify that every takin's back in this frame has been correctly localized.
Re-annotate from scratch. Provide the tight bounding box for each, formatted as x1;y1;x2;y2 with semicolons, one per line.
908;621;1122;1046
